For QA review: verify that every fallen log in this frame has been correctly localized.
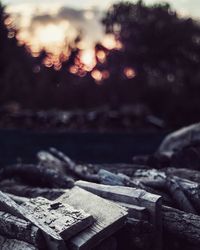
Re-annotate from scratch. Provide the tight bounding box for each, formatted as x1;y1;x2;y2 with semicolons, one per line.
0;164;74;188
174;177;200;213
164;167;200;183
134;167;200;184
0;211;44;248
37;151;66;174
57;186;127;250
0;235;37;250
165;177;197;214
134;169;200;214
49;148;99;182
0;182;65;200
162;206;200;246
170;142;200;171
158;122;200;155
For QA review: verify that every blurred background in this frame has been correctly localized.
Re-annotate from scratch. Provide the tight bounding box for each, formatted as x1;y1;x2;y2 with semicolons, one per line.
0;0;200;132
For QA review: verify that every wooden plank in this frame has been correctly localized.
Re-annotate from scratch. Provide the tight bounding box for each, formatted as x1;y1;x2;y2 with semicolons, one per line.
116;202;148;220
0;235;37;250
76;181;162;250
0;191;66;249
56;187;128;250
0;191;67;249
21;197;94;240
76;181;161;224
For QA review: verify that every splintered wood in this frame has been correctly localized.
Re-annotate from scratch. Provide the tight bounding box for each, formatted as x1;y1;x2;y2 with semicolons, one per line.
57;187;128;250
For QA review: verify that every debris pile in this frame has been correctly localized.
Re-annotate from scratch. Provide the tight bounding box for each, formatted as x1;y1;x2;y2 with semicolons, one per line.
1;123;200;249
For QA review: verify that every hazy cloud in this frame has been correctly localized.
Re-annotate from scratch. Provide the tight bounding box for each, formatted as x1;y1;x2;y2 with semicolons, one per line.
30;7;105;48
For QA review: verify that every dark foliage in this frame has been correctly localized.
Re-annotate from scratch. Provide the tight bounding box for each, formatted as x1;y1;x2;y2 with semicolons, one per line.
96;1;200;127
1;1;200;129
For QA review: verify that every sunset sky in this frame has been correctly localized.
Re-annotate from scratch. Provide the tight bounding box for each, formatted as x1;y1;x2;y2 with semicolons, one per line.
2;0;200;69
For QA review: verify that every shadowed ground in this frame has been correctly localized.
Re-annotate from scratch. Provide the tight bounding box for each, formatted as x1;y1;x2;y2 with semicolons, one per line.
0;130;167;165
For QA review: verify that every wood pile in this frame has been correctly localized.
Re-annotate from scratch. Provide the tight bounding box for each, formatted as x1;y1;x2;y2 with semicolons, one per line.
1;123;200;249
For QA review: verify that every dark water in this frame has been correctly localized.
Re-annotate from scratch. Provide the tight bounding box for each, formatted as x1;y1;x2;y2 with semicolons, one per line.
0;129;167;165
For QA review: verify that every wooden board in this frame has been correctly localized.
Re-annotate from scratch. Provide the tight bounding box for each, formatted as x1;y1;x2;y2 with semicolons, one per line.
116;202;148;220
76;181;162;250
21;197;94;240
56;187;127;250
0;191;92;250
0;235;37;250
0;191;66;250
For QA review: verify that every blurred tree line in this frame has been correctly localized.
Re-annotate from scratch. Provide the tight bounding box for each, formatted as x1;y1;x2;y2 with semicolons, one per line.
1;1;200;128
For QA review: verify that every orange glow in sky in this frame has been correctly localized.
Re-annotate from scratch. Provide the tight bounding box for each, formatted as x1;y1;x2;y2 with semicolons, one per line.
124;67;137;79
91;69;103;83
36;24;66;45
80;49;96;71
4;4;122;73
12;23;119;72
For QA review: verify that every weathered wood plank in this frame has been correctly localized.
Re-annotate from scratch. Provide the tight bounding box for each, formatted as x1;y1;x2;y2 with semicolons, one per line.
0;235;37;250
75;181;161;225
21;196;94;241
0;191;66;250
76;181;162;250
116;202;148;220
0;211;44;248
6;193;30;205
98;169;126;186
57;187;127;250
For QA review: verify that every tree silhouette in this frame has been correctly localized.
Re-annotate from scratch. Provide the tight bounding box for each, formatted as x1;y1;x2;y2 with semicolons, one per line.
0;2;35;107
97;1;200;127
1;1;200;128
